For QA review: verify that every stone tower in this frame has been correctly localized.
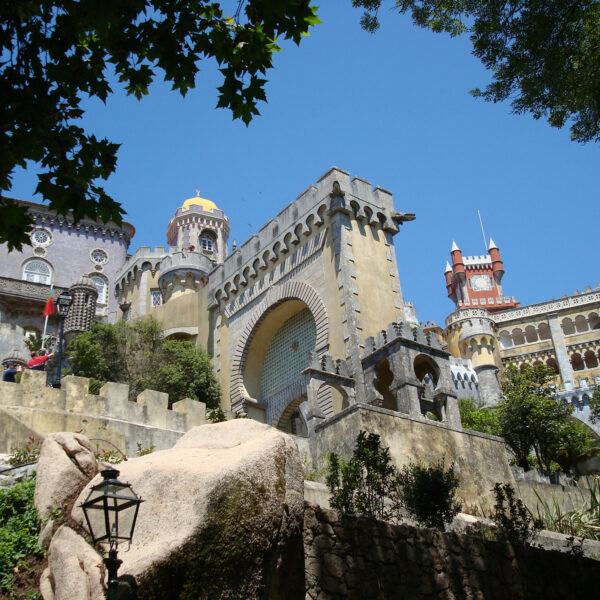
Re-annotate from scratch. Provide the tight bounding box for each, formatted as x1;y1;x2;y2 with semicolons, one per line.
166;193;230;265
443;240;517;406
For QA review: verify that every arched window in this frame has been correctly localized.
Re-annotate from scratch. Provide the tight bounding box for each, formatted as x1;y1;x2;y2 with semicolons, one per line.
561;318;575;335
575;315;589;333
588;312;600;330
22;259;52;284
538;323;551;340
512;328;525;346
199;231;216;252
499;330;512;348
525;325;538;343
89;275;108;306
571;353;584;371
546;357;559;374
584;350;598;370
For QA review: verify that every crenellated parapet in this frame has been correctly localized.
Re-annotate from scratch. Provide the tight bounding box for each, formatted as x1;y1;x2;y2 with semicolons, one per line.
114;246;170;294
208;167;414;307
0;370;209;455
356;320;460;429
362;320;444;359
305;351;353;380
157;250;213;292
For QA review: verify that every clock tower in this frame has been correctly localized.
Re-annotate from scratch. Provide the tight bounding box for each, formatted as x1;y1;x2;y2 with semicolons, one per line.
444;239;519;313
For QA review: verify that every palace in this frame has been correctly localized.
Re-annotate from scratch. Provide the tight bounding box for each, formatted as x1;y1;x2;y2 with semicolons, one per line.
443;240;600;433
2;167;599;438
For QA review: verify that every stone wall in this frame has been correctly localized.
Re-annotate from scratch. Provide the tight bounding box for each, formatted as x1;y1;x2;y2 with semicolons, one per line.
310;404;515;516
0;370;207;455
303;503;600;600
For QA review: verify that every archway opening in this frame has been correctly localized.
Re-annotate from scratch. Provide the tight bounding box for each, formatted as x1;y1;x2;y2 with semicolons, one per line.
319;382;349;416
243;300;316;402
375;359;396;411
414;354;443;419
414;354;440;389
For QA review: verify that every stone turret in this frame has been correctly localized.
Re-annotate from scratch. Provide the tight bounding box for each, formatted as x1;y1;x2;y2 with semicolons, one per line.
64;276;98;340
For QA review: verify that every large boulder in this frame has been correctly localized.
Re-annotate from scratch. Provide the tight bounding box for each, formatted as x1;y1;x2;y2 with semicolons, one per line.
40;525;104;600
72;419;305;600
35;432;98;520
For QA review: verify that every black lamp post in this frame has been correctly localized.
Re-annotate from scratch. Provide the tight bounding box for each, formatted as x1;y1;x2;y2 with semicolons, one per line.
52;291;73;388
80;468;143;599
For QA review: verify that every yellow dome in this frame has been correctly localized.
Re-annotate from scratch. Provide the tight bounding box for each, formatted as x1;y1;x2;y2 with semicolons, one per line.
182;193;218;212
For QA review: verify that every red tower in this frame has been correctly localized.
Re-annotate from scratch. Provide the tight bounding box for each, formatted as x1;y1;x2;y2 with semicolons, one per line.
445;239;519;313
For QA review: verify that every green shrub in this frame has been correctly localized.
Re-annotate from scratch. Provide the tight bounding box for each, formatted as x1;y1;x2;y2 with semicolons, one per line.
491;483;539;544
458;398;501;436
326;431;401;522
0;477;44;595
397;460;462;531
136;442;155;457
8;438;42;466
68;318;221;407
326;432;462;530
207;407;227;423
531;477;600;541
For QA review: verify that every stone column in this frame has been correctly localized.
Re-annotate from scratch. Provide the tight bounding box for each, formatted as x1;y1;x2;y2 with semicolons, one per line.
438;391;461;428
392;382;422;418
302;378;326;437
547;313;575;390
136;265;150;318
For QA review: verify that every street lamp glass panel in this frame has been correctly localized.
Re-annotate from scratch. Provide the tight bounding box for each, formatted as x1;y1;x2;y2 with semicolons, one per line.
81;469;143;547
56;292;73;317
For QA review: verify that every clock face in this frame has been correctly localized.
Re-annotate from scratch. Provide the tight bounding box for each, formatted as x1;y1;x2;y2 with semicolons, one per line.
470;274;493;291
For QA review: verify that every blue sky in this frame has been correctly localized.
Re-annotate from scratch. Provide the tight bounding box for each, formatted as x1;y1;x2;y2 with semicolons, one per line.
10;3;599;327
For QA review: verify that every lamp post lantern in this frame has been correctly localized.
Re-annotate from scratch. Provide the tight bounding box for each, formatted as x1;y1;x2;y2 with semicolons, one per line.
51;291;73;388
80;468;143;599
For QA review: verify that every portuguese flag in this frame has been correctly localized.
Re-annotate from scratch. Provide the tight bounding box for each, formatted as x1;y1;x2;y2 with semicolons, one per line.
43;285;55;317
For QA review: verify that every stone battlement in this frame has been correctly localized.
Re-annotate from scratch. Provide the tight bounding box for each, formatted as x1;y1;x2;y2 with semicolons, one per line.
363;320;444;358
208;167;407;305
0;370;208;455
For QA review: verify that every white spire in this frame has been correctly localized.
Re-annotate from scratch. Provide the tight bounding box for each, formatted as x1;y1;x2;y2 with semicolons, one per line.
445;261;452;273
488;237;498;250
451;240;460;252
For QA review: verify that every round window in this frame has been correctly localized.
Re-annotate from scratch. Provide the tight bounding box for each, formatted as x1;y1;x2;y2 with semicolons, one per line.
31;229;52;247
90;249;108;265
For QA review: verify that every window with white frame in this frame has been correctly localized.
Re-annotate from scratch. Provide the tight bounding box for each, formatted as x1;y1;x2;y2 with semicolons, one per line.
89;275;108;305
200;232;216;252
151;289;163;307
22;259;52;284
90;249;108;265
30;228;52;247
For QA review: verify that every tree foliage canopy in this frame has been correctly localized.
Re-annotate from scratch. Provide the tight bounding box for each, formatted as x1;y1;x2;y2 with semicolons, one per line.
68;317;221;408
458;397;501;436
353;1;600;143
497;364;597;472
1;0;320;249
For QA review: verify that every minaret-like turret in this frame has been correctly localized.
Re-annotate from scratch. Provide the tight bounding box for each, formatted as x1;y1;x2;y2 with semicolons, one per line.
64;276;98;341
450;240;465;281
444;261;454;302
488;238;505;294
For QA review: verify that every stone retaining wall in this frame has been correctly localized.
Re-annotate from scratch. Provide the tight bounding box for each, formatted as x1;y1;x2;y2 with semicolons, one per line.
303;503;600;599
0;370;208;455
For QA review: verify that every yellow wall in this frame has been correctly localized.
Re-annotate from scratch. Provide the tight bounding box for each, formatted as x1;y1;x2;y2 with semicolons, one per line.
350;222;400;340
